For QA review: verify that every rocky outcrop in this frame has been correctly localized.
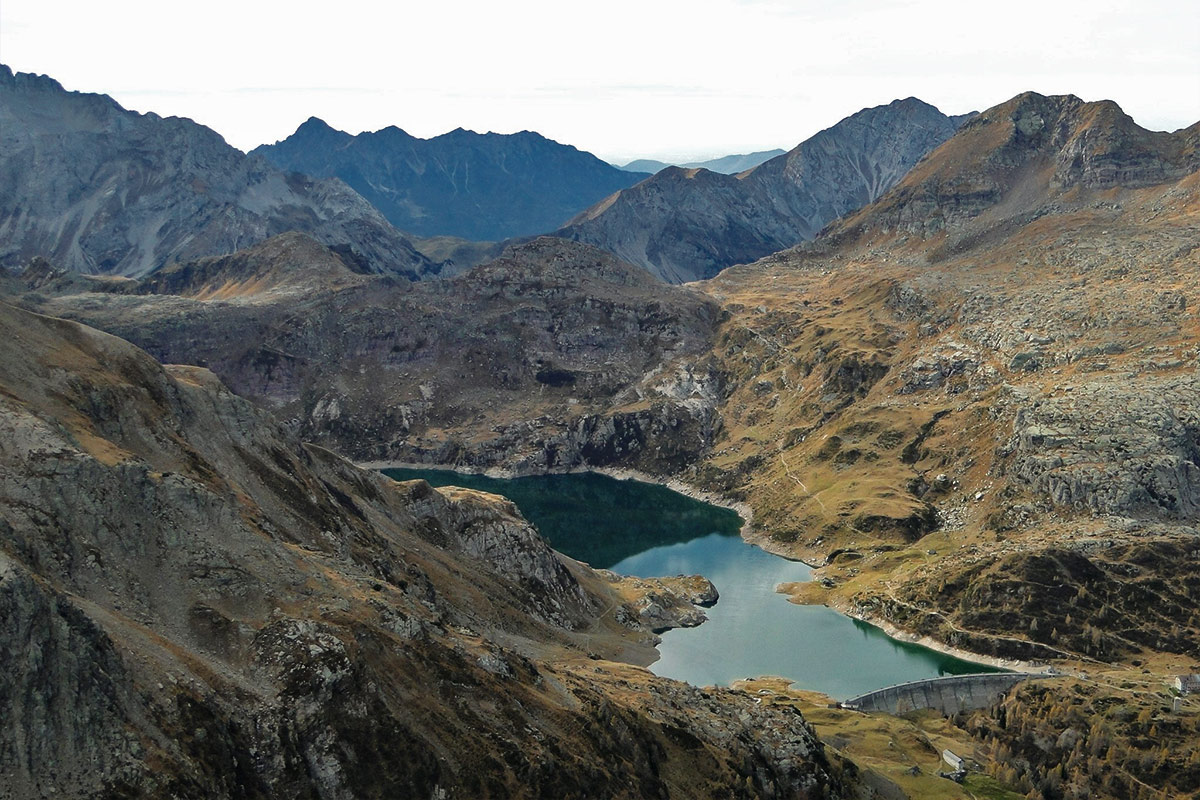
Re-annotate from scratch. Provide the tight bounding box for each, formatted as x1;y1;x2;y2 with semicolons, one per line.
0;66;435;278
403;481;591;627
137;231;371;303
604;572;720;632
392;400;724;477
0;301;854;799
254;118;648;241
24;237;727;471
559;98;971;282
1004;374;1200;519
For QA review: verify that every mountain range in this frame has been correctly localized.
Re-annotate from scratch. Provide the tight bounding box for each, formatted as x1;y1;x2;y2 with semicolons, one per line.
17;88;1200;798
618;149;787;175
0;66;436;279
0;64;980;288
4;60;1200;799
558;98;975;282
253;119;648;241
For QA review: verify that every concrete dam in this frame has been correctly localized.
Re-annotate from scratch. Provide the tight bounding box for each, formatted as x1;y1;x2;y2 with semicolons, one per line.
842;672;1037;715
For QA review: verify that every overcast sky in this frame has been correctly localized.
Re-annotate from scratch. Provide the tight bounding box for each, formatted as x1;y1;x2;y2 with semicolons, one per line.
2;0;1197;163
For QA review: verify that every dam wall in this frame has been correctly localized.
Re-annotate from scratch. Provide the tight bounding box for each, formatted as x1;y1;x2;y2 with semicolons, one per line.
843;672;1036;715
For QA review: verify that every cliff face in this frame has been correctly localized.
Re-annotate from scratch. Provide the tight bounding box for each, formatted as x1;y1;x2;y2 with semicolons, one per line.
254;119;648;241
0;66;435;278
558;98;970;283
25;236;728;473
0;300;853;799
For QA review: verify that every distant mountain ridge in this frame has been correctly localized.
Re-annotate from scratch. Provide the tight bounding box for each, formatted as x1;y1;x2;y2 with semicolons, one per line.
619;149;787;175
253;120;649;241
559;98;974;283
0;65;435;278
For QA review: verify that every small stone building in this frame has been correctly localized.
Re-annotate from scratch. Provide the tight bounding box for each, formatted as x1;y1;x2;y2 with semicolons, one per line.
1172;675;1200;695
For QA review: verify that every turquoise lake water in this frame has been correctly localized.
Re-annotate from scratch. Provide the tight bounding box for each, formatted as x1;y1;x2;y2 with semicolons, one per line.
384;467;1000;698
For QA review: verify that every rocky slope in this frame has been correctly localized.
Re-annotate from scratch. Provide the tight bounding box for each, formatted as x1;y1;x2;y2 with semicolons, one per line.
254;118;648;241
0;299;859;799
558;98;972;282
20;236;727;475
0;65;435;278
137;231;373;303
682;96;1200;799
39;91;1193;666
823;91;1199;245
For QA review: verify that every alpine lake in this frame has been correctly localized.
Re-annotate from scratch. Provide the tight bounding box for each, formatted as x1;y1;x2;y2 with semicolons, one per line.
383;468;1002;699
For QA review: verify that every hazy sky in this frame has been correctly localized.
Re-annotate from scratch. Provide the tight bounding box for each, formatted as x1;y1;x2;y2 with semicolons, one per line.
2;0;1197;163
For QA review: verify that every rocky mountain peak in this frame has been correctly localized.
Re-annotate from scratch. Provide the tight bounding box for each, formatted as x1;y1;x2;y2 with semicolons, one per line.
558;97;969;282
0;62;54;90
138;231;372;302
824;92;1200;244
285;115;354;148
942;91;1194;186
370;123;417;141
890;95;935;108
0;65;435;278
857;95;944;121
297;114;336;131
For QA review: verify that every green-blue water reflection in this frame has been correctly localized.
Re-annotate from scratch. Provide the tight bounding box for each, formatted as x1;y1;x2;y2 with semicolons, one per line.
383;467;1000;697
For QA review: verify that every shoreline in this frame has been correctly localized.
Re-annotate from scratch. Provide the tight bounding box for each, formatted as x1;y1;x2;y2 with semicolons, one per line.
829;600;1046;674
359;459;759;540
362;458;1044;676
